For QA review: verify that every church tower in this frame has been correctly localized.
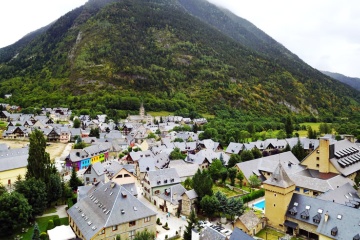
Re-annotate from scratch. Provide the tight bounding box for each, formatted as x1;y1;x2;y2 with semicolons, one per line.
139;102;145;118
264;163;295;230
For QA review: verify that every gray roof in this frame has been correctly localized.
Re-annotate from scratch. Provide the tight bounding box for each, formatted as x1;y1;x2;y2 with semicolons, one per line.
170;161;199;179
183;189;198;200
121;183;138;196
67;181;156;240
317;182;359;205
229;227;255;240
287;193;360;239
129;150;154;161
138;157;156;173
158;184;186;205
0;147;28;171
92;162;105;177
236;158;262;180
264;163;294;188
78;185;100;201
0;143;9;151
329;140;360;176
225;142;243;154
200;227;226;240
146;168;181;187
237;211;261;231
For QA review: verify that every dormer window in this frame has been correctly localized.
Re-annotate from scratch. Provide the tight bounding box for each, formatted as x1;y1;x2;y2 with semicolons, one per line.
289;207;297;215
313;213;321;224
331;226;338;236
164;180;168;184
300;210;309;220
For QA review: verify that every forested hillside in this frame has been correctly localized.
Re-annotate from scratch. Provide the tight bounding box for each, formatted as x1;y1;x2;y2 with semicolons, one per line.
0;0;359;121
321;71;360;92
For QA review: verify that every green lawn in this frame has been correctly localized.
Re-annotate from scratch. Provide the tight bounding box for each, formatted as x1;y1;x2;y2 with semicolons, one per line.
299;122;322;131
42;206;56;214
7;215;69;240
212;184;243;198
256;227;285;240
148;111;174;116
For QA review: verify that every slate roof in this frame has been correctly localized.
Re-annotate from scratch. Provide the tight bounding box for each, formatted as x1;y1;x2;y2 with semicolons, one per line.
237;211;261;231
169;161;199;179
67;143;111;163
138;157;157;173
129;150;154;161
200;226;226;240
158;184;186;205
264;163;294;188
91;162;105;177
146;168;181;188
0;147;28;171
236;158;262;180
225;142;243;154
229;227;255;240
317;182;360;206
0;143;9;151
328;139;360;176
286;193;360;239
182;189;198;200
67;181;156;240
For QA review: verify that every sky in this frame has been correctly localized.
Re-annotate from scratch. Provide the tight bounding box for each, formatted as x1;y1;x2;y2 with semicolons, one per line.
0;0;359;77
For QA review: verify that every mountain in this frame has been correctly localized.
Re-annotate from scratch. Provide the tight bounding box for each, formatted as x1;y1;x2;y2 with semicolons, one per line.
321;71;360;92
0;0;359;119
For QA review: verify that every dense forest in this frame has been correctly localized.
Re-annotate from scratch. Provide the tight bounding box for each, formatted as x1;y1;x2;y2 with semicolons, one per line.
0;0;360;132
322;71;360;92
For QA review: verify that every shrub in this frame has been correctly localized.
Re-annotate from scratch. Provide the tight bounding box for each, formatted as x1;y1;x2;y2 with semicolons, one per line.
40;232;48;240
47;220;54;231
241;188;265;203
163;222;170;230
156;218;162;225
53;217;61;227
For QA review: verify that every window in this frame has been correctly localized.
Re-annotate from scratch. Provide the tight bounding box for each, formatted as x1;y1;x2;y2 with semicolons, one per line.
316;157;320;160
144;217;151;223
295;187;300;192
304;189;309;194
331;227;338;236
317;150;320;153
129;221;136;227
154;190;160;195
274;193;277;197
129;230;136;240
112;225;118;231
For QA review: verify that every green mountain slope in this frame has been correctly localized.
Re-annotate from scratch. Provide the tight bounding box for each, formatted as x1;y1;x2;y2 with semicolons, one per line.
0;0;359;119
321;71;360;92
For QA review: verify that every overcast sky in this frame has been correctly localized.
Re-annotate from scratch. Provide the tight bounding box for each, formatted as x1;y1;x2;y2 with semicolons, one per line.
1;0;359;77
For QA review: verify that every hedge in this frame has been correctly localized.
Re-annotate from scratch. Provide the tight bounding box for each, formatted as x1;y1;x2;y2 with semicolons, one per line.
241;189;265;203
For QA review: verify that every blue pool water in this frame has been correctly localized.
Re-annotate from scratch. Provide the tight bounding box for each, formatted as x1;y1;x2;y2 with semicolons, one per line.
253;200;265;210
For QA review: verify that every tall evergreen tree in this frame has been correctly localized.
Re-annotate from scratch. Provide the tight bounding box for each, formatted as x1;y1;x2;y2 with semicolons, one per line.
292;139;307;161
26;129;51;181
32;222;40;240
69;167;83;191
285;116;294;137
183;209;198;240
192;169;213;200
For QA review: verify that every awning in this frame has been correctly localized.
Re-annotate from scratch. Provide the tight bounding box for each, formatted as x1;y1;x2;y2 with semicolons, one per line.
284;220;298;229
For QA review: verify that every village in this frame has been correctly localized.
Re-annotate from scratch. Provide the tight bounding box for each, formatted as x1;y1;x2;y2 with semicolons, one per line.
1;103;360;240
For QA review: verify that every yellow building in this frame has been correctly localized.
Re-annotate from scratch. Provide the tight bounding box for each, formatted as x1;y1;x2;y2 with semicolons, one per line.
234;210;265;236
0;147;28;189
68;181;157;240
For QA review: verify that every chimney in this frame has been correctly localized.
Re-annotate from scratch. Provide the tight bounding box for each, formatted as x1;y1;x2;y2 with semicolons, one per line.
324;212;329;222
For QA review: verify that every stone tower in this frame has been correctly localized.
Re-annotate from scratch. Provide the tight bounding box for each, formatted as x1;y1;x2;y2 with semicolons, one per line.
139;102;145;118
264;162;295;230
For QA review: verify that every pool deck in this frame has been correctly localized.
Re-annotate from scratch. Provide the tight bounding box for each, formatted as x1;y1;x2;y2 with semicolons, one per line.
246;196;265;212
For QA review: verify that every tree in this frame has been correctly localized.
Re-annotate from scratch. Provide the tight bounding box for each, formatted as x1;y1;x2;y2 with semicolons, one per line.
276;129;286;139
169;147;186;160
183;177;193;190
200;195;219;217
228;154;241;168
236;172;244;188
228;167;237;186
251;148;262;159
0;192;32;236
73;118;81;128
147;132;157;139
174;137;184;142
283;143;291;152
248;174;261;188
225;197;244;220
32;222;40;240
183;209;198;240
133;229;155;240
240;150;254;162
219;168;228;184
208;159;223;182
26;129;52;181
214;191;227;213
15;178;47;216
69;167;83;191
307;126;317;139
291;139;307;161
0;183;6;196
47;174;62;204
89;128;100;138
285;116;293;137
192;169;213;199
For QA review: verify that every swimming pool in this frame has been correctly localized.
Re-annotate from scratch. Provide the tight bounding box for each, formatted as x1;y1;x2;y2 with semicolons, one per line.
253;199;265;210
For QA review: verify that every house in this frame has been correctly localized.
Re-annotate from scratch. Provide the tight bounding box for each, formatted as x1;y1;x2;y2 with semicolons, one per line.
156;183;186;215
2;126;29;139
142;168;181;204
127;150;154;164
65;143;111;171
193;226;226;240
126;103;153;124
0;110;10;121
181;189;198;216
83;162;107;185
169;160;199;181
67;181;157;240
0;147;28;189
234;211;265;236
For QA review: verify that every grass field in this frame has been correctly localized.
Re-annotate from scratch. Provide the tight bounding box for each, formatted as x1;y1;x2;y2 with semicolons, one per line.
256;227;285;240
148;111;173;117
